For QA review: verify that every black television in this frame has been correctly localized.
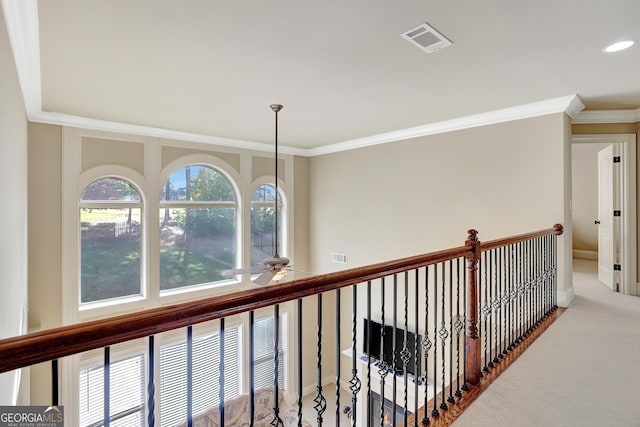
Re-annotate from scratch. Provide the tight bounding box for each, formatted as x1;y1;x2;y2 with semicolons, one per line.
384;325;418;376
362;318;384;361
362;319;419;376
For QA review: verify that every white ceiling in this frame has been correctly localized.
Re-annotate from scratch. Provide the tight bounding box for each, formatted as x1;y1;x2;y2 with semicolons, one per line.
5;0;640;152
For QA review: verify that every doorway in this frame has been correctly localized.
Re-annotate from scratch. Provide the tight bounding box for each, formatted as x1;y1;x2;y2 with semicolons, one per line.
571;134;637;295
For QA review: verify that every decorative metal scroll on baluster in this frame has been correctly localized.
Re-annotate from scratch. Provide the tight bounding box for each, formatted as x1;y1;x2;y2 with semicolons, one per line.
271;304;284;427
477;228;560;376
313;294;327;426
354;257;467;427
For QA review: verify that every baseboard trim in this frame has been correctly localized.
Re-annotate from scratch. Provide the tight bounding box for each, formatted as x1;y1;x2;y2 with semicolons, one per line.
573;250;597;260
557;286;576;308
301;375;335;398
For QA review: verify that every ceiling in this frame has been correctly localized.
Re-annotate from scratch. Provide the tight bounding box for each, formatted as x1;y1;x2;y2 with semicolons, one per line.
5;0;640;152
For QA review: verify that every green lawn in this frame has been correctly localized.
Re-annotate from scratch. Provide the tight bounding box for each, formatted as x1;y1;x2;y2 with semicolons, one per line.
159;246;233;290
81;238;141;303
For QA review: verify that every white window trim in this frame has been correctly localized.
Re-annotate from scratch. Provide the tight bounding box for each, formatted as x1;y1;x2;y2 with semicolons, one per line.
158;156;244;301
78;173;147;313
250;176;291;263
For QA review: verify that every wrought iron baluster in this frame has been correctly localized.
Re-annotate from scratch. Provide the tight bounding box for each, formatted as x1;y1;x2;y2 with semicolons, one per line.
482;252;489;373
447;260;455;404
477;252;488;378
508;245;516;351
336;289;341;427
454;258;464;398
272;305;284;427
314;297;326;427
296;301;302;427
401;271;411;426
392;274;398;427
350;284;361;427
544;235;549;316
461;256;469;392
104;346;110;427
550;234;555;312
498;246;507;359
503;246;509;354
513;243;519;345
422;266;431;425
51;359;59;407
517;241;524;344
539;236;544;321
523;239;529;336
250;311;255;427
148;336;155;427
219;318;225;426
432;265;439;418
439;262;448;412
489;250;494;368
492;249;500;365
187;327;193;427
379;278;388;427
414;269;420;427
366;281;372;427
527;239;533;335
553;233;558;309
538;236;543;324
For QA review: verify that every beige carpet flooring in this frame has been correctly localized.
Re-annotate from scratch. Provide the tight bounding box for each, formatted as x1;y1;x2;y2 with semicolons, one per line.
452;259;640;427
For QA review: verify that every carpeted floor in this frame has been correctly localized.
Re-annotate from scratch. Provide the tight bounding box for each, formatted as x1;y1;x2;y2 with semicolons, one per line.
452;259;640;427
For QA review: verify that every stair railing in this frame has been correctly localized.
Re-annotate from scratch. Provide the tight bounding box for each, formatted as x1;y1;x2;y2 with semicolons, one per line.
0;224;562;427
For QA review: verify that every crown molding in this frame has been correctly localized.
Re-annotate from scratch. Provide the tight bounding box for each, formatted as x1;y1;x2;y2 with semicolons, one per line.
572;108;640;124
1;0;40;117
307;95;584;157
29;111;308;156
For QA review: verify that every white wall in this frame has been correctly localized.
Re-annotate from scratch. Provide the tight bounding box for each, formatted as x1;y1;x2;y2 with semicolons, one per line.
572;142;610;254
0;4;28;405
309;113;573;388
309;114;570;271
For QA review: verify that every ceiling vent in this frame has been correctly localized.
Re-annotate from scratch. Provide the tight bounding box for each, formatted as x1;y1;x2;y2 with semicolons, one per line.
401;22;452;54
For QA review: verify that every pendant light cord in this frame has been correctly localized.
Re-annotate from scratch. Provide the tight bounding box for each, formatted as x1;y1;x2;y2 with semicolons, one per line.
270;104;283;258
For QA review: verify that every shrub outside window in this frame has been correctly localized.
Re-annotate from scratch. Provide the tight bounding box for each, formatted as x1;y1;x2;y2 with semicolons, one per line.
160;165;237;290
80;178;142;304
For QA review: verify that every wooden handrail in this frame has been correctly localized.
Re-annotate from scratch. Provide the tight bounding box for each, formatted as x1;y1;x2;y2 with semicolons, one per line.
481;224;563;252
0;225;563;375
0;244;472;374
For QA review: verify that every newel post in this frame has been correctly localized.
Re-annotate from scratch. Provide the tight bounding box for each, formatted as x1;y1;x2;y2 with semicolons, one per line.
464;229;482;387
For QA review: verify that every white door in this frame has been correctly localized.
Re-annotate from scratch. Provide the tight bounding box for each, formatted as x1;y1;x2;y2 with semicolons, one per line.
597;145;616;289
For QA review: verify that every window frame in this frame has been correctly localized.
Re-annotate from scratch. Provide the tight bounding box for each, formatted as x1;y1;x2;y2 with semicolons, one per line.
79;177;145;307
249;181;288;270
74;166;148;316
158;157;242;298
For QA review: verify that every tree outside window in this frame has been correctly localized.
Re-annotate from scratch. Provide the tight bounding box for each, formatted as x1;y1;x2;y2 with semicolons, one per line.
159;165;237;290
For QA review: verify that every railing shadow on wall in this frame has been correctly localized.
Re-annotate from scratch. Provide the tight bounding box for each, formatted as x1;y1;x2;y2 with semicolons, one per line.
0;224;563;427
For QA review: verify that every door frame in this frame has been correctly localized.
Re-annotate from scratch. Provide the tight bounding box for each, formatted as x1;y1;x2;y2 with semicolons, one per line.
572;134;637;295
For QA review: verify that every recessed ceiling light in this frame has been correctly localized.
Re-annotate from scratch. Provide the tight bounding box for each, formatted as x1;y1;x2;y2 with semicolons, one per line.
603;40;635;53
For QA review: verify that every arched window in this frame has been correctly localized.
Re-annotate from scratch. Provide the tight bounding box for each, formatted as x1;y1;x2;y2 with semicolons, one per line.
80;177;143;304
250;184;284;267
159;165;237;290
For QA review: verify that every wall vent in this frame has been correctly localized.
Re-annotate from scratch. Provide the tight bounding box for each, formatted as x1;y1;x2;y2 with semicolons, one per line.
332;252;348;264
401;22;452;54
